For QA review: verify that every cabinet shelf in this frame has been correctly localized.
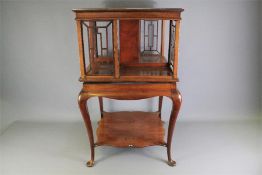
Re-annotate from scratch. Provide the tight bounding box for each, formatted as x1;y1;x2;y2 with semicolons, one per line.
96;111;165;148
83;65;176;82
121;66;172;76
87;65;172;76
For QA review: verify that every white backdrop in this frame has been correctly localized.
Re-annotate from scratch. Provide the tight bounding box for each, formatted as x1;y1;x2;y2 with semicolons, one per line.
260;0;262;114
0;0;261;133
0;1;3;133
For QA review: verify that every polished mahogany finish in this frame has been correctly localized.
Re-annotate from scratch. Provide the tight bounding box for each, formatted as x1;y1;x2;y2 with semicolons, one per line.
73;8;183;20
74;8;183;167
120;20;140;64
96;111;165;147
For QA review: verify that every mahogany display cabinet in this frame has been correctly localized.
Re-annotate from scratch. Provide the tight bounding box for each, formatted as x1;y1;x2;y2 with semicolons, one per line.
73;8;184;167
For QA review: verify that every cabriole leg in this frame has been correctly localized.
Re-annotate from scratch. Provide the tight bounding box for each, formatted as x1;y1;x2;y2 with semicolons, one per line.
78;92;95;167
158;96;163;118
167;90;182;166
98;97;104;118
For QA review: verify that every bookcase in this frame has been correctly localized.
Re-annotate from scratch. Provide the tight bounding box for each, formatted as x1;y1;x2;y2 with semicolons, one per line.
74;8;184;167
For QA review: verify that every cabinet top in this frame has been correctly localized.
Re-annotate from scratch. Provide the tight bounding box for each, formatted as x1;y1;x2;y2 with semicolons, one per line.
73;8;184;20
72;8;184;13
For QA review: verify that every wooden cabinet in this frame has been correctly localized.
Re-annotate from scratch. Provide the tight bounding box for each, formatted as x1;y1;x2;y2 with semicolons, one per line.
74;8;184;167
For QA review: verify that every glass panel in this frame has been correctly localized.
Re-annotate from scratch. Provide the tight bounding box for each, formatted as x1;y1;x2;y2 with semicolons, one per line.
168;20;176;71
81;21;114;76
140;20;169;64
148;23;154;48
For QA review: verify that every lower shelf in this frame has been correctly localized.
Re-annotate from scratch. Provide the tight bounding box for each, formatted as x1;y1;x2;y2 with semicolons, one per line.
96;111;165;148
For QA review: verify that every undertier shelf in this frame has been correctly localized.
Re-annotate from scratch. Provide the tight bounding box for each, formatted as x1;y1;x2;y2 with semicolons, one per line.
96;111;165;148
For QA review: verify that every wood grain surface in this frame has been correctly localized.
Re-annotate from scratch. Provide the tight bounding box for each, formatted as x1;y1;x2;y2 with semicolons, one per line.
96;111;165;147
